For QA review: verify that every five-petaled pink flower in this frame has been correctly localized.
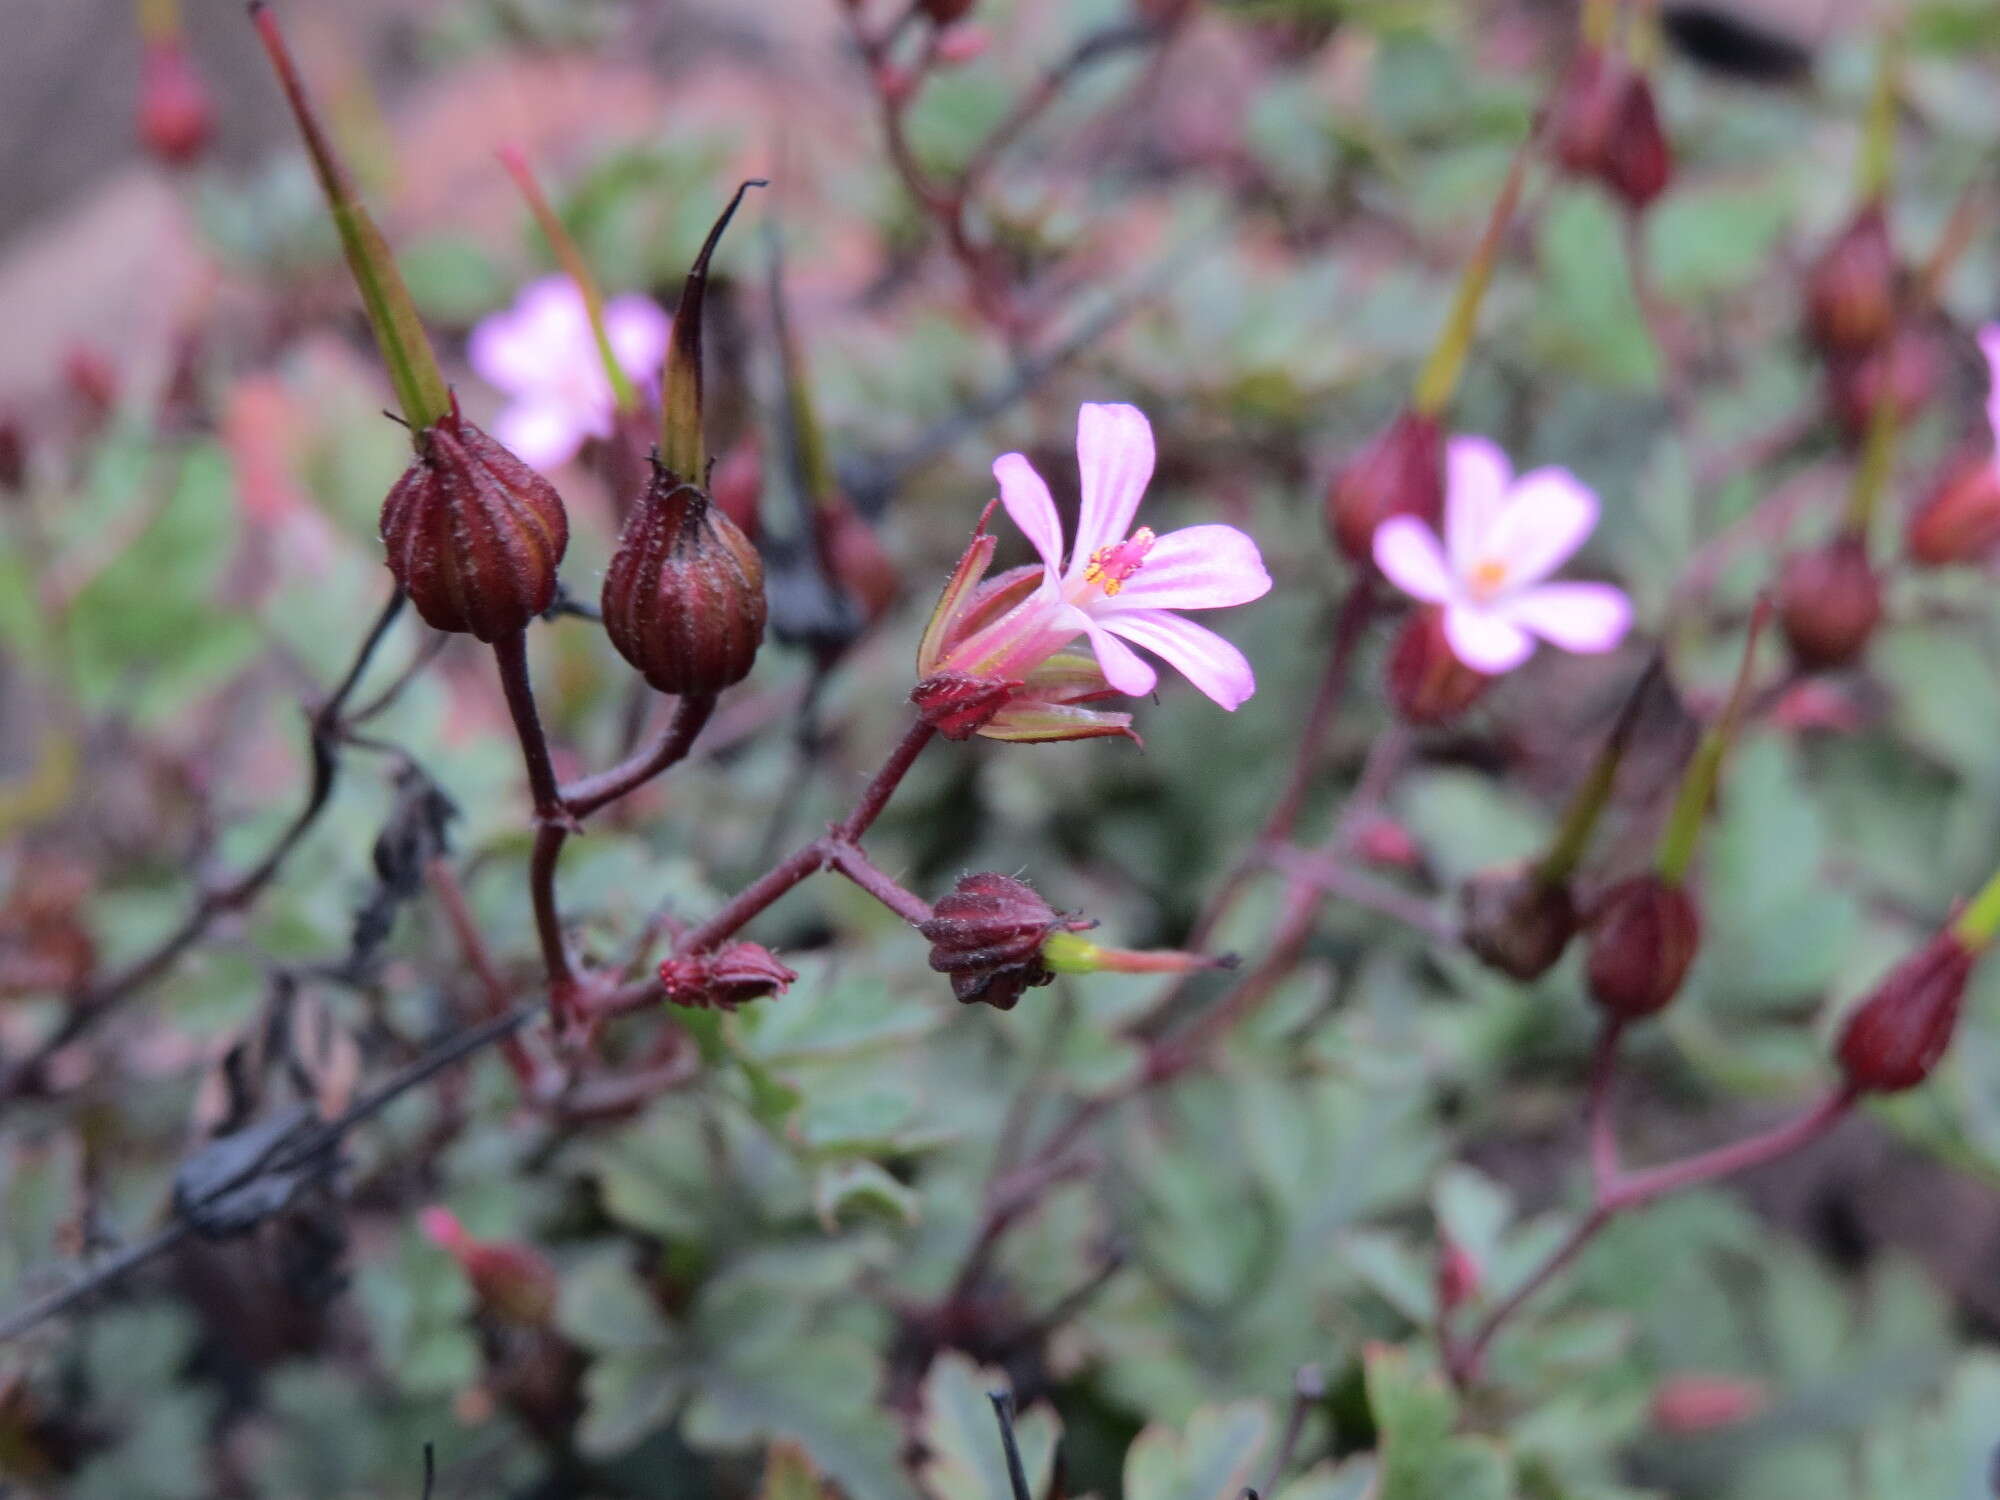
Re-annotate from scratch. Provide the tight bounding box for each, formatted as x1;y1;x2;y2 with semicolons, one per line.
925;403;1269;732
468;275;670;470
1372;435;1631;673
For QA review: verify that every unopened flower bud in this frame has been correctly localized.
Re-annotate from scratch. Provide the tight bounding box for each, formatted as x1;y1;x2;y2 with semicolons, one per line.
1826;327;1938;441
918;873;1089;1010
1460;865;1577;982
602;468;767;695
1325;411;1445;562
1585;875;1700;1019
1354;815;1421;870
1805;205;1897;355
1907;452;2000;567
137;39;214;167
380;403;569;641
656;942;796;1010
1650;1375;1767;1434
1551;47;1622;178
1603;73;1673;212
1386;606;1489;726
420;1207;558;1326
1777;534;1881;670
1434;1239;1483;1315
1834;929;1973;1093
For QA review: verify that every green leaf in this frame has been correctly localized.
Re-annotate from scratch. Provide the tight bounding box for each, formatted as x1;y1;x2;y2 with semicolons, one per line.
1366;1345;1511;1500
813;1159;920;1231
1122;1401;1272;1500
916;1352;1061;1500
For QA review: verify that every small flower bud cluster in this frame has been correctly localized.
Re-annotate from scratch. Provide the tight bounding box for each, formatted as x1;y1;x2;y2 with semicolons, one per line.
657;943;797;1011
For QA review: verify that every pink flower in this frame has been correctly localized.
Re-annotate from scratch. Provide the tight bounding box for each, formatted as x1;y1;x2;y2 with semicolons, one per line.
1372;435;1631;673
468;275;670;469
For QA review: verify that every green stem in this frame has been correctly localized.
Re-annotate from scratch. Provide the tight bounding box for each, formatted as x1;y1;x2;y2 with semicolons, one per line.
499;145;636;415
1856;29;1901;203
1411;137;1534;416
1656;600;1770;885
1841;378;1899;536
251;3;450;432
1536;656;1661;885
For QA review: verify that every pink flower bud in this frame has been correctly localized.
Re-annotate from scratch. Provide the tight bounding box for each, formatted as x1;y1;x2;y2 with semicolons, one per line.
602;469;767;695
1907;451;2000;567
918;873;1089;1010
657;942;797;1011
1325;411;1445;563
1835;929;1974;1094
1777;534;1881;670
1434;1239;1483;1315
1650;1374;1767;1433
1385;607;1490;726
420;1207;559;1327
1460;865;1577;982
380;401;569;641
138;39;214;168
1805;204;1897;355
934;24;991;65
1585;875;1700;1020
1354;815;1421;870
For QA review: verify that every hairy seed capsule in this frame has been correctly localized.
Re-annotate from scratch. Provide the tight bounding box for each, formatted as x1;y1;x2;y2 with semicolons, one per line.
1325;410;1445;563
1835;930;1973;1093
379;406;569;641
918;873;1090;1010
1585;874;1701;1019
602;467;767;695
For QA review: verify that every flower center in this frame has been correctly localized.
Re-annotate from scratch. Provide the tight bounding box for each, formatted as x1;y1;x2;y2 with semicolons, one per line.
1468;556;1510;601
1082;527;1156;596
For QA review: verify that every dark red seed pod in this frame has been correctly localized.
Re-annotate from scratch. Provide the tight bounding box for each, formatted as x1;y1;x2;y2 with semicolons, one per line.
1776;534;1881;670
1835;929;1973;1093
1325;410;1445;562
1585;874;1701;1019
379;405;569;641
1604;73;1673;212
1386;606;1489;727
602;466;767;695
919;0;977;22
137;40;214;167
1805;204;1897;355
1460;865;1578;982
1907;451;2000;567
918;873;1090;1010
656;942;796;1011
1551;46;1623;178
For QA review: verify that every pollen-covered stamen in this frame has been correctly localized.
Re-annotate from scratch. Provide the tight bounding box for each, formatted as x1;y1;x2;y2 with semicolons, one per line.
1468;556;1510;600
1082;526;1157;596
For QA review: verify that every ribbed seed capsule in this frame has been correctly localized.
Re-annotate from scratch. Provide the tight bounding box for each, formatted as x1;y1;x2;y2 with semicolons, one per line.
602;467;767;695
379;406;569;641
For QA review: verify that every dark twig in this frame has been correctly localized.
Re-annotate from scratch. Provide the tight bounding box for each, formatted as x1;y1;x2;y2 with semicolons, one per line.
988;1391;1035;1500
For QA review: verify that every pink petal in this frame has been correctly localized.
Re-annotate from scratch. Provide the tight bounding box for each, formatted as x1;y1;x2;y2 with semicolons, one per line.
1094;524;1271;612
1078;615;1159;698
1445;435;1512;575
1501;582;1632;654
1443;603;1534;673
1485;466;1599;588
1980;324;2000;452
1099;609;1257;710
1070;402;1156;572
605;295;671;381
494;400;585;470
468;309;546;396
1372;516;1456;605
993;452;1065;575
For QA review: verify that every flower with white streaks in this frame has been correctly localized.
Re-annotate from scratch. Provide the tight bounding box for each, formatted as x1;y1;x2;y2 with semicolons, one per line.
915;403;1271;743
468;276;670;470
1372;435;1631;673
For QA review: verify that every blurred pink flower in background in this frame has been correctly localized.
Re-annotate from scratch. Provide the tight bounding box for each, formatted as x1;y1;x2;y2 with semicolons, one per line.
945;402;1272;710
468;276;670;469
1981;323;2000;454
1373;435;1631;673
